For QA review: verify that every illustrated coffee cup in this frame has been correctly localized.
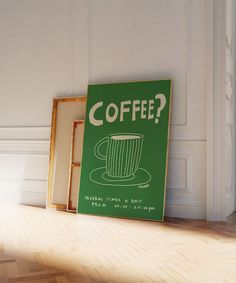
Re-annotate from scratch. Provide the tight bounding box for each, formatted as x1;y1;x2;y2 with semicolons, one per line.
94;133;144;179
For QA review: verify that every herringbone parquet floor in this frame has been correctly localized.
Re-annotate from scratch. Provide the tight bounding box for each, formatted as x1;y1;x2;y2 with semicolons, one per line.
0;205;235;283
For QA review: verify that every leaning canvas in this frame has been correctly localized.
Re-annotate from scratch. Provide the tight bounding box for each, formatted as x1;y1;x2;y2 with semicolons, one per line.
78;80;172;221
67;120;85;212
47;97;86;209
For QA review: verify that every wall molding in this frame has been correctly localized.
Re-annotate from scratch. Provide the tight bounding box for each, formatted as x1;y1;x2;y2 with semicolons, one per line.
166;140;205;219
207;0;235;221
170;0;206;140
207;0;226;221
167;155;191;193
0;126;50;141
0;140;49;155
170;0;190;127
0;132;49;206
0;130;206;218
234;0;236;210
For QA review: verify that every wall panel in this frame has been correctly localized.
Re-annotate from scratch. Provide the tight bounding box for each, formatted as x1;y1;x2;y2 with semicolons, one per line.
0;0;207;218
89;0;206;140
89;0;207;218
0;138;49;206
166;141;206;218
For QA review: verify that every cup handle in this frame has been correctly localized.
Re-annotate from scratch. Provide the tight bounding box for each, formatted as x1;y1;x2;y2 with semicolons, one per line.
94;137;108;160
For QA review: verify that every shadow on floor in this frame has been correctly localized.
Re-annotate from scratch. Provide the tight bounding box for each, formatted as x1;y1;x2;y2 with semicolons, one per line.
0;206;235;283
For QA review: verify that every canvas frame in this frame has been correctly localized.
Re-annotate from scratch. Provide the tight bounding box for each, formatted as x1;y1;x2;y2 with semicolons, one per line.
66;120;85;212
78;80;172;221
47;97;86;209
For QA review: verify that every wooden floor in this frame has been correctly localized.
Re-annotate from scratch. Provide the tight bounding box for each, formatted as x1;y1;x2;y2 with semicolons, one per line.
0;205;235;283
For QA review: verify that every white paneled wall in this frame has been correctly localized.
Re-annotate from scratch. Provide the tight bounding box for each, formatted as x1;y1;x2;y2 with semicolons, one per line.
0;0;89;206
0;0;207;218
0;127;49;206
224;0;235;216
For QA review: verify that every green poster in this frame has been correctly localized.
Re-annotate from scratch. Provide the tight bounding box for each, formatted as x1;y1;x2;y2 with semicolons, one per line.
78;80;171;221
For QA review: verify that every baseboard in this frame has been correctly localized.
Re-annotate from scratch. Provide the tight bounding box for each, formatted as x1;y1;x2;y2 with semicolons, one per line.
165;203;206;219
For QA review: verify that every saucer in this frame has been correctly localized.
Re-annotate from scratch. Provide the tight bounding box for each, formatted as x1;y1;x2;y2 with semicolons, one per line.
102;172;135;182
89;167;151;187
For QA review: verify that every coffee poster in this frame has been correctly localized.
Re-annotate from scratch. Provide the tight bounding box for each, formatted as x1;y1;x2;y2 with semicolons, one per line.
78;80;171;221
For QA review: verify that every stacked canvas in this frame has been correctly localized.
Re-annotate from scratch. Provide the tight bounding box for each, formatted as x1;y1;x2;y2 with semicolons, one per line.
47;97;86;212
47;80;171;221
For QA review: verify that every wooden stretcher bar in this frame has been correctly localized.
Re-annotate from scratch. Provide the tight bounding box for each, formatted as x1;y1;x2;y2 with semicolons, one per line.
47;97;86;209
66;120;85;212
